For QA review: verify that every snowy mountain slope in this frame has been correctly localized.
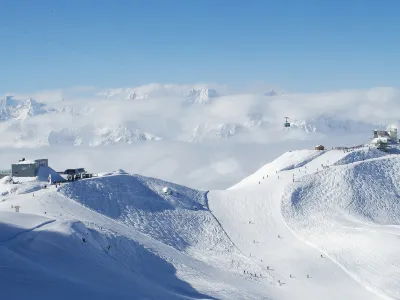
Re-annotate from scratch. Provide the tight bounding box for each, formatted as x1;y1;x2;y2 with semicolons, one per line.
0;211;55;241
332;147;388;165
0;173;274;299
0;211;212;300
0;96;54;121
1;146;400;299
282;155;400;299
230;149;325;189
208;148;399;299
59;175;225;255
57;173;273;277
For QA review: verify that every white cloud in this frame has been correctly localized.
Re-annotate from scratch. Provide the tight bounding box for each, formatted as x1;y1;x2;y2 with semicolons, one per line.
1;83;400;189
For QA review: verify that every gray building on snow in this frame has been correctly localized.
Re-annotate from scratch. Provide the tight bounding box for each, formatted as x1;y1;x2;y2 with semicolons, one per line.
11;158;48;177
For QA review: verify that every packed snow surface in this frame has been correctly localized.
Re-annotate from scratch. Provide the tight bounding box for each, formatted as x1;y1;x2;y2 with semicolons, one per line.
0;173;269;299
209;147;400;299
282;155;400;299
1;146;400;299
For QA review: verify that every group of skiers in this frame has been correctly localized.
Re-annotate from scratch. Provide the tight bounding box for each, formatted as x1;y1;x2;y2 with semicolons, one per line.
243;270;262;278
242;231;327;285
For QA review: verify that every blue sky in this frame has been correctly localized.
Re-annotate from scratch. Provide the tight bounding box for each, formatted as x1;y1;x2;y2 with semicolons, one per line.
1;0;399;94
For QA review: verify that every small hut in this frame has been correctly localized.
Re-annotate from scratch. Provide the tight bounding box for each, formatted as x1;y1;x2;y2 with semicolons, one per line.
315;145;325;151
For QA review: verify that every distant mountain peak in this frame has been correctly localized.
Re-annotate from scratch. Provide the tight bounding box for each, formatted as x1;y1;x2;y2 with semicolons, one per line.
92;125;162;146
186;88;218;104
97;89;150;100
264;90;277;96
0;96;52;121
127;92;151;100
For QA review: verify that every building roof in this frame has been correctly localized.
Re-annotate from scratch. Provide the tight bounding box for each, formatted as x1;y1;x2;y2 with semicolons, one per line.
15;160;36;165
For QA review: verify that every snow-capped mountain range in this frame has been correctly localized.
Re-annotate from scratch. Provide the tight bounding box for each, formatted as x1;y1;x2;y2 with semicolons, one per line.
0;84;399;149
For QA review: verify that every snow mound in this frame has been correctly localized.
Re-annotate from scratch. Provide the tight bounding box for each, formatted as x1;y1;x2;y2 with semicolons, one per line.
58;174;241;258
282;155;400;299
0;180;43;196
97;169;129;176
56;173;267;290
0;175;13;184
283;156;400;226
96;172;113;177
114;169;129;175
333;148;388;166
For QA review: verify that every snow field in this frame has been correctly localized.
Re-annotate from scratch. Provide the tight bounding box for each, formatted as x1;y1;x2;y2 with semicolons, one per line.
0;146;398;299
209;148;396;299
282;155;400;299
0;173;273;299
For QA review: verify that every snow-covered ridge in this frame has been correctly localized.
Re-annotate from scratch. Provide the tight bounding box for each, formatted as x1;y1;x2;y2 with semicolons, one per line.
0;96;54;121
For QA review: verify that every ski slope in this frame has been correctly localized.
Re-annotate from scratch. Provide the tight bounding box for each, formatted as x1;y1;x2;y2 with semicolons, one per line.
1;147;399;299
209;148;399;300
282;154;400;299
0;172;273;300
